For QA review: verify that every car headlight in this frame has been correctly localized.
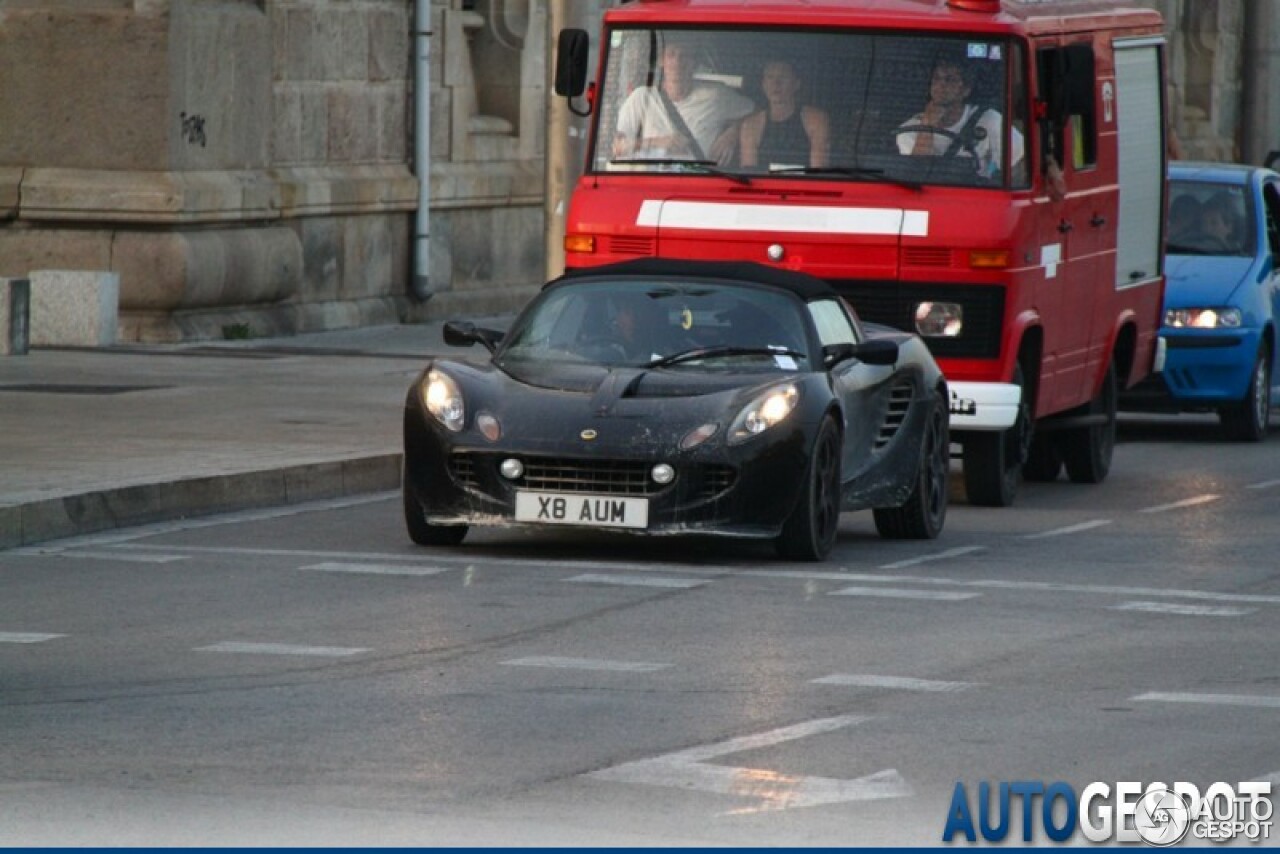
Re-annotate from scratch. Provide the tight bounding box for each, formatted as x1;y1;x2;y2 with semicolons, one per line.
1164;307;1242;329
422;368;465;432
728;384;799;444
914;301;963;337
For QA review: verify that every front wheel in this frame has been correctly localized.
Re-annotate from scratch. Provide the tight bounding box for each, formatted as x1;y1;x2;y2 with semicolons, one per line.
874;390;949;539
1061;362;1117;484
1220;345;1271;442
776;417;842;561
403;468;468;546
963;366;1031;507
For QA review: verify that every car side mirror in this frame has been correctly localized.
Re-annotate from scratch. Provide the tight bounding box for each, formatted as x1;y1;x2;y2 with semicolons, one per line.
823;339;898;367
443;320;503;354
554;29;590;98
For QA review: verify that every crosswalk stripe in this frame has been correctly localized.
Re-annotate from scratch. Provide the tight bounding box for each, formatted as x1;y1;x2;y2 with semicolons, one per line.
565;573;707;589
1109;601;1254;617
829;586;980;601
503;656;670;672
0;632;65;644
1133;692;1280;709
812;674;978;692
300;562;450;576
195;641;368;657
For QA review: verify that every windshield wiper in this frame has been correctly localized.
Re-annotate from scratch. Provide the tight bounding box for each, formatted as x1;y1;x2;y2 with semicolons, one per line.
645;345;805;369
768;165;923;192
611;158;752;186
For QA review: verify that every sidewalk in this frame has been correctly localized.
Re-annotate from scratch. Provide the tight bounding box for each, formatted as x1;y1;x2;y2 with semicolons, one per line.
0;322;505;549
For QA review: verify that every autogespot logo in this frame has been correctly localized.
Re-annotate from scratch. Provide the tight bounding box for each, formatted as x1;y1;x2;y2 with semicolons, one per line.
943;780;1273;845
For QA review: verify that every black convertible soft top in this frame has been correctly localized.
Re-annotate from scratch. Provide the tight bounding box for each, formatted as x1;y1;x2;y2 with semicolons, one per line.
555;258;837;301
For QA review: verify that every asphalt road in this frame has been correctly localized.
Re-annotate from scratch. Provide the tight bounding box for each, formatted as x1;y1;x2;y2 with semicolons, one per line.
2;412;1279;846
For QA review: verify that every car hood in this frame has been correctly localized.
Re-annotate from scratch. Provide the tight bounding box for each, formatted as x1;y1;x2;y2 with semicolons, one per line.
1164;254;1255;308
428;358;800;453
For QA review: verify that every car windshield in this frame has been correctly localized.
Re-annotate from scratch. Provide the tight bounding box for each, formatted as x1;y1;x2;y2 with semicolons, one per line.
593;27;1028;189
499;279;811;371
1166;180;1255;257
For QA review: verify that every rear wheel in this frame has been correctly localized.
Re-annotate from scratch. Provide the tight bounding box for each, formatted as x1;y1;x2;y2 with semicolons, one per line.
963;365;1031;507
776;417;842;561
1220;345;1271;442
874;389;948;539
1061;362;1117;484
403;466;468;546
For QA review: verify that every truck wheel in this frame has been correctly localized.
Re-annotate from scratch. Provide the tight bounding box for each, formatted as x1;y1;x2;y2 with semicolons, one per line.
1022;433;1062;482
1061;362;1116;484
1219;345;1271;442
874;389;948;539
403;466;468;546
963;366;1030;507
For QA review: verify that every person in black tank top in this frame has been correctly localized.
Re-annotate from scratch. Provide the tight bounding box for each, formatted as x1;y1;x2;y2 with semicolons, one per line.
739;59;830;170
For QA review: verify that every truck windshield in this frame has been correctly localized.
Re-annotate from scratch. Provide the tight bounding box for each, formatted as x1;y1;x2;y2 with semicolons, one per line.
593;27;1028;190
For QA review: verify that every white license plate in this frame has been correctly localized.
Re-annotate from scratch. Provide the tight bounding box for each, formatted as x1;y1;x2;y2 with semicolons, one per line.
514;491;649;530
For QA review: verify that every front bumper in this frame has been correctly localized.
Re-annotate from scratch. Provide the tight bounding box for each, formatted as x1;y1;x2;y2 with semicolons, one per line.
947;381;1020;431
403;404;815;539
1151;328;1261;406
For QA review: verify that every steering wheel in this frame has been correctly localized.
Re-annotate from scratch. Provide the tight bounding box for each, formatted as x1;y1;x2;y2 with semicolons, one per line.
893;124;964;157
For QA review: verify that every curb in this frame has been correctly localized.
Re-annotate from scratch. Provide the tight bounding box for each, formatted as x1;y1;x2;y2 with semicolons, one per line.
0;453;402;550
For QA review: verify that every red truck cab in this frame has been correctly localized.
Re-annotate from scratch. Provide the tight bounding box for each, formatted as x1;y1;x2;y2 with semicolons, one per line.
556;0;1168;506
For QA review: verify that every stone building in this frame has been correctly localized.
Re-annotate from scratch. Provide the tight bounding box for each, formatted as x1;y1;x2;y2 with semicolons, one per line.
0;0;1273;343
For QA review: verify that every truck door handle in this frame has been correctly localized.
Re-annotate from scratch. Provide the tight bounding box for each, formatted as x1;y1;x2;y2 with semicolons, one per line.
1057;219;1073;233
1090;215;1107;227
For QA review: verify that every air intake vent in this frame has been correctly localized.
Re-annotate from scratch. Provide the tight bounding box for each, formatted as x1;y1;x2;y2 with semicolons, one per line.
609;236;656;256
875;382;915;449
902;247;953;268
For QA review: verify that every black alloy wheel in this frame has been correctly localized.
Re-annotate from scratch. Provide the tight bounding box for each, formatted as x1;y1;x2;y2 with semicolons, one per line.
402;464;468;546
1061;362;1116;484
874;389;949;539
776;417;842;561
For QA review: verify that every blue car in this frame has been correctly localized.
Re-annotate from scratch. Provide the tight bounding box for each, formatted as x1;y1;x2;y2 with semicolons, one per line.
1124;161;1280;440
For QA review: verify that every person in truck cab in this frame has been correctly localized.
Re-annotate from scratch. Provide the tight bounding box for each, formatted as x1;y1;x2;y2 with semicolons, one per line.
738;58;831;171
895;53;1023;179
612;37;755;166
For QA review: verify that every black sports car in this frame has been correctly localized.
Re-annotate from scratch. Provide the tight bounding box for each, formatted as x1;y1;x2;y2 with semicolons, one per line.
403;259;949;560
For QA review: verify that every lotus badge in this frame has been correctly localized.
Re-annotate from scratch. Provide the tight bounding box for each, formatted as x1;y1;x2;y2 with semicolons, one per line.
580;429;598;441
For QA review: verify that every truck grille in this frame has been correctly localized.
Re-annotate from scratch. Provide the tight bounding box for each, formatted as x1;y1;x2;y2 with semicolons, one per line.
832;281;1005;360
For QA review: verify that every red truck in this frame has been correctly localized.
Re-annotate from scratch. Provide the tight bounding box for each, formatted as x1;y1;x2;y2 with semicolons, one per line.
555;0;1168;506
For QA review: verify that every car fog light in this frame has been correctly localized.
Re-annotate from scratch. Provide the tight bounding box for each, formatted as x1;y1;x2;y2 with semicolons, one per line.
476;412;501;442
680;422;719;450
499;458;524;480
914;301;963;337
651;463;676;485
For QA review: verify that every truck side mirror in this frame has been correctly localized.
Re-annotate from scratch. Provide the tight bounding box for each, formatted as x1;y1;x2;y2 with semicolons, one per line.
554;29;590;98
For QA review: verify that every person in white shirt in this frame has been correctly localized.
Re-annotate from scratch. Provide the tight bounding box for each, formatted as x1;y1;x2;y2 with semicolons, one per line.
895;56;1023;179
613;39;755;165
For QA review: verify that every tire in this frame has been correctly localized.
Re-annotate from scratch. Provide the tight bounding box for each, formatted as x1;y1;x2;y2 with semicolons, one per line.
874;390;948;539
776;417;842;561
402;467;468;546
963;365;1031;507
1022;433;1062;482
1220;345;1271;442
1061;362;1117;484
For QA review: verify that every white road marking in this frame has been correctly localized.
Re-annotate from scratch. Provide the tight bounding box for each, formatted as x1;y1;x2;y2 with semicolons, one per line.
811;674;978;692
587;714;911;810
503;656;670;673
1109;601;1255;617
878;546;985;569
1023;520;1113;539
58;551;189;564
744;570;1280;605
1139;494;1221;514
0;632;65;644
9;493;396;554
1246;479;1280;490
299;562;450;577
195;641;369;657
829;586;980;602
565;573;707;589
1133;692;1280;710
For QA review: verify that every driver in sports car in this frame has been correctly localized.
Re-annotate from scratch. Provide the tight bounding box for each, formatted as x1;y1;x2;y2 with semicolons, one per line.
895;53;1024;179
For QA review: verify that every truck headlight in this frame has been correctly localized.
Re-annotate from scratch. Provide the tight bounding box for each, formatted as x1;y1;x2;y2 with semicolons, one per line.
422;368;465;432
914;301;964;337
